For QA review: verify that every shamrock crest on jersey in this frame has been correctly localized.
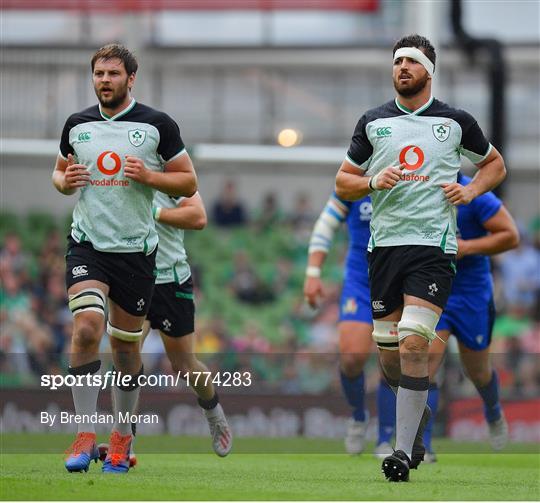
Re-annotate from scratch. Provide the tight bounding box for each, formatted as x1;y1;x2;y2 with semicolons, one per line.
129;129;147;147
432;123;451;142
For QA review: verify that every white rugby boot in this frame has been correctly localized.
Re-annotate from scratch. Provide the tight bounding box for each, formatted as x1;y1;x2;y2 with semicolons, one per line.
374;441;393;460
204;404;233;457
344;418;368;454
488;413;509;451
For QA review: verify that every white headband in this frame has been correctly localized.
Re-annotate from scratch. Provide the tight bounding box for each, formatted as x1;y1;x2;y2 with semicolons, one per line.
393;47;434;76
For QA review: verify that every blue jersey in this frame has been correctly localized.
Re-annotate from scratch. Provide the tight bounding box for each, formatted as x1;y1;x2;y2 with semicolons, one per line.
452;173;502;301
331;194;371;323
339;195;371;283
437;174;502;349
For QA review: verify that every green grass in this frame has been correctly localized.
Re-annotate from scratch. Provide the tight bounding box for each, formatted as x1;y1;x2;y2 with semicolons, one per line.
1;436;539;501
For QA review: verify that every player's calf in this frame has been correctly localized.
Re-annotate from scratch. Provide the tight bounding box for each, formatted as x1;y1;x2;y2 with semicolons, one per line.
410;405;431;468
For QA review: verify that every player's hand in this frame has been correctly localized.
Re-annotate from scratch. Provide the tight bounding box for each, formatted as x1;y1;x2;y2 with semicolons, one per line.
441;183;475;205
370;163;406;190
303;276;324;309
63;154;90;190
124;156;152;185
456;238;471;259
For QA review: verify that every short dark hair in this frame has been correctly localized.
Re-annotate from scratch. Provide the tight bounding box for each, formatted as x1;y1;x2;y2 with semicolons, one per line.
91;44;138;75
393;34;436;70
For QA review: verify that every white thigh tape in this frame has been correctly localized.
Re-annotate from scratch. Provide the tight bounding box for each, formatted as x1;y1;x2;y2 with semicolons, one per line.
372;320;399;350
107;321;143;342
68;288;106;317
397;305;439;342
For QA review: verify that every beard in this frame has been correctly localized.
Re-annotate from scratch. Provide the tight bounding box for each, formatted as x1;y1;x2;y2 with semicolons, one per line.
95;82;129;109
393;72;430;98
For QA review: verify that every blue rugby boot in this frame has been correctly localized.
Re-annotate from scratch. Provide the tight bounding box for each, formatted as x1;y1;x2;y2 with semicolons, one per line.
65;432;99;472
102;431;132;473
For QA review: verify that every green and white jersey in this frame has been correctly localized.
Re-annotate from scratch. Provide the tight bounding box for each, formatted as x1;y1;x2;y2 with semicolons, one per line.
346;97;492;254
59;99;186;254
153;190;191;285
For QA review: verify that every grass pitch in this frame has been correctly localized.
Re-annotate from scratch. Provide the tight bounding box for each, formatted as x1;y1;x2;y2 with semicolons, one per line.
1;435;539;501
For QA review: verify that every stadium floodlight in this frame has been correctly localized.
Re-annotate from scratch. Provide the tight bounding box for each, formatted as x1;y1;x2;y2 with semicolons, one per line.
277;128;302;148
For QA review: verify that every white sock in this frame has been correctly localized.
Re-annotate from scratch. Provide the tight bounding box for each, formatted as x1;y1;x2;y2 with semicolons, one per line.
112;386;141;435
112;366;142;435
69;360;101;434
394;375;429;460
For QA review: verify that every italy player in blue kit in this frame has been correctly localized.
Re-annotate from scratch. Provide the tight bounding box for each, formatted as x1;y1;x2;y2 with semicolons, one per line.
304;193;378;454
377;173;519;460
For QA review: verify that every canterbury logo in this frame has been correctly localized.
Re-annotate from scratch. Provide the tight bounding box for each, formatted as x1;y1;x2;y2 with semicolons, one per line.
372;300;385;311
72;265;88;277
97;151;122;176
399;145;425;171
376;127;391;137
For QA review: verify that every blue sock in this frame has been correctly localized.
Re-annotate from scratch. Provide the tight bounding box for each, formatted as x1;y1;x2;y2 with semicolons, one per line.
475;370;502;423
340;371;366;422
423;383;439;453
377;379;396;444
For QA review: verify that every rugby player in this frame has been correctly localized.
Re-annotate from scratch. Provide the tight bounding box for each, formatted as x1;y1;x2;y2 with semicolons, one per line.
377;173;518;461
303;194;377;454
335;34;506;481
303;193;425;458
102;192;233;466
53;44;197;473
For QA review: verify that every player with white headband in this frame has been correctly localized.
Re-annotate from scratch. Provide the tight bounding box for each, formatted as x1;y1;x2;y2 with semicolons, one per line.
393;46;435;76
335;34;507;482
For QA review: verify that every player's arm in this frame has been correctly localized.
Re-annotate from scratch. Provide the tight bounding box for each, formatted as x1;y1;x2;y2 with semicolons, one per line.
442;111;506;205
53;116;90;195
457;205;519;259
52;153;90;195
154;192;207;230
443;147;506;205
335;161;371;200
335;160;405;201
303;194;349;307
335;114;404;200
124;151;197;198
469;146;506;196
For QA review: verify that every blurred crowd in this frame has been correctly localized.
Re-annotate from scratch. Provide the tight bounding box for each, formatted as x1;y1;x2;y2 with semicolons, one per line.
1;179;539;398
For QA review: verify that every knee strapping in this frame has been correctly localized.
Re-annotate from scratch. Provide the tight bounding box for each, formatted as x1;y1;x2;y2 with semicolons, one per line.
398;305;440;343
372;320;399;350
107;321;143;342
69;288;106;317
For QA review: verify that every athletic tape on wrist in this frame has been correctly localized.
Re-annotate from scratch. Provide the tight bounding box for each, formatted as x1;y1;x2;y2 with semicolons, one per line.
306;266;321;278
393;47;434;76
369;173;381;191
